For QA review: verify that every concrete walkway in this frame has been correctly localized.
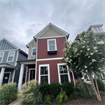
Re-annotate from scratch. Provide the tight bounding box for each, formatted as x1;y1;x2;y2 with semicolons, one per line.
9;98;20;105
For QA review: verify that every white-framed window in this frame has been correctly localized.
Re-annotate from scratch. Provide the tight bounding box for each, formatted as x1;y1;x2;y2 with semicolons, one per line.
32;48;36;56
39;64;50;84
0;52;4;62
57;63;70;84
94;27;102;32
47;39;57;51
7;51;15;62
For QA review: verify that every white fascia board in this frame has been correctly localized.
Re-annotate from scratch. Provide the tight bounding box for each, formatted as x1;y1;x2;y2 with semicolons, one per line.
20;61;35;65
26;39;35;48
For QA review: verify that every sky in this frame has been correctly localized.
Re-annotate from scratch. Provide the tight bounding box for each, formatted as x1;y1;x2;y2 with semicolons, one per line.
0;0;105;53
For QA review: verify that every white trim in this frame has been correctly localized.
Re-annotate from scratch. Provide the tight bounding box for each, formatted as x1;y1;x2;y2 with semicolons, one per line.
28;68;35;82
47;39;57;51
71;71;75;87
6;51;15;62
38;36;66;39
12;69;16;82
57;63;70;84
35;39;38;81
3;72;11;84
31;47;36;56
39;64;50;84
15;51;19;66
37;57;63;61
20;61;35;65
0;52;5;63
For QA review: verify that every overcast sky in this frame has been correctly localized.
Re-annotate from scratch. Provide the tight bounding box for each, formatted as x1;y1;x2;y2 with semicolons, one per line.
0;0;105;53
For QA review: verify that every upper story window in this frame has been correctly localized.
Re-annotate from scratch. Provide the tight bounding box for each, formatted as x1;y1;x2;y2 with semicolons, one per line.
7;51;15;62
47;39;57;51
0;52;4;62
32;48;36;55
94;27;102;32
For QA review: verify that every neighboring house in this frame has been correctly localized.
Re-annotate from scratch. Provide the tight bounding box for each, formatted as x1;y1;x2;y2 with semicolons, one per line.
0;38;28;86
18;23;75;92
75;24;105;83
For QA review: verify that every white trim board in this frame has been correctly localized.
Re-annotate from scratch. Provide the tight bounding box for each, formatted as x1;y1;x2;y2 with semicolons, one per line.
37;57;63;61
39;64;50;84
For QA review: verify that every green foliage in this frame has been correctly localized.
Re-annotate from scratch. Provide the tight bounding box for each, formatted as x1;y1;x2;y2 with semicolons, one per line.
56;91;68;104
39;83;50;98
96;78;105;92
18;80;42;105
62;31;105;75
0;82;17;105
62;82;74;96
100;91;105;95
44;95;54;105
76;79;95;99
70;91;78;99
49;82;61;97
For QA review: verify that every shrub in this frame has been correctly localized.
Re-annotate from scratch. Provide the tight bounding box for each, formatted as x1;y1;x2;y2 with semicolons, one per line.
76;79;95;99
62;82;74;96
39;83;50;98
18;80;42;105
44;95;54;105
56;91;68;104
49;82;61;97
94;78;105;92
100;91;105;95
0;82;17;105
70;91;78;99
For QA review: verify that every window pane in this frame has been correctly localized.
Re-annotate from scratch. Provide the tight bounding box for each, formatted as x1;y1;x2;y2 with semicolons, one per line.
8;57;13;61
33;48;36;52
60;74;69;83
0;57;2;62
49;46;55;51
41;67;48;75
59;65;67;74
32;48;36;55
33;52;36;55
41;76;48;83
0;53;3;57
9;52;14;56
97;27;101;31
94;27;98;32
49;40;55;45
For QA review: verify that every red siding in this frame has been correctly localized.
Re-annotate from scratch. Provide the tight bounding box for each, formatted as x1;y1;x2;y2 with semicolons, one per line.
36;60;74;84
37;37;66;59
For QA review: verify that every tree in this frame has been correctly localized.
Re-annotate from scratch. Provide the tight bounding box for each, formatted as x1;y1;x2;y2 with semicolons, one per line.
62;31;105;101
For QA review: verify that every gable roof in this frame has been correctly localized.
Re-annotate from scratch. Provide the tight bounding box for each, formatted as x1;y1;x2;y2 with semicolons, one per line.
0;38;28;57
33;23;70;39
26;39;35;48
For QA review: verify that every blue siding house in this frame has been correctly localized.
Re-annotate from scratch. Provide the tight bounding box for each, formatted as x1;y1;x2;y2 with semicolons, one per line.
0;38;27;86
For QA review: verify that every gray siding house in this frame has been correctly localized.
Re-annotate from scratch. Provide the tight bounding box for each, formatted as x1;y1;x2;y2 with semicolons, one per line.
0;38;27;86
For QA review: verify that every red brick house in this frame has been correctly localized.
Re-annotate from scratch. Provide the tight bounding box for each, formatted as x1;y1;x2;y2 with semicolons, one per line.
18;23;75;92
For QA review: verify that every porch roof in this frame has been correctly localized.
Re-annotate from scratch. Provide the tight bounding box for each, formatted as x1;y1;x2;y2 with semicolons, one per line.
0;63;17;69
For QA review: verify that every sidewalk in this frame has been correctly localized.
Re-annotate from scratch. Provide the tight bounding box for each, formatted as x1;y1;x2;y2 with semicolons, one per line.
9;98;20;105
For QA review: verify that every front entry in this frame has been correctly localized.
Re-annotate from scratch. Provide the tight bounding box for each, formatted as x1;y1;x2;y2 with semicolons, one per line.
3;73;10;84
29;69;35;81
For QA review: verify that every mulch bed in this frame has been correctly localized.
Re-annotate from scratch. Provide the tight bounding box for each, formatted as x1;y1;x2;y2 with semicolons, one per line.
52;95;105;105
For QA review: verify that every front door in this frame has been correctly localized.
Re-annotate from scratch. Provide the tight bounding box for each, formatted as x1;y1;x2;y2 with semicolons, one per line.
30;70;35;81
3;73;10;84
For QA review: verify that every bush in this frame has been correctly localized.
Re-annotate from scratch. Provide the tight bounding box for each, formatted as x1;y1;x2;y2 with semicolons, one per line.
62;82;74;96
44;95;54;105
0;82;17;105
56;91;68;104
94;78;105;92
70;91;78;99
49;82;61;97
39;83;50;98
100;91;105;95
18;80;42;105
76;79;95;99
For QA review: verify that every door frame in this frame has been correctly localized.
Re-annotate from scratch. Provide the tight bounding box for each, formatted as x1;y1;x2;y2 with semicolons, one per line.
28;68;35;82
2;72;11;84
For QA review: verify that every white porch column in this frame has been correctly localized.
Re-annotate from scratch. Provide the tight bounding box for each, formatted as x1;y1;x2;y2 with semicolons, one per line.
0;67;5;86
18;64;24;92
12;69;16;82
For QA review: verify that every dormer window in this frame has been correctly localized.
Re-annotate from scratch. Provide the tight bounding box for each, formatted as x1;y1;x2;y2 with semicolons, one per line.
47;39;57;54
0;52;4;62
7;51;15;62
32;48;36;55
